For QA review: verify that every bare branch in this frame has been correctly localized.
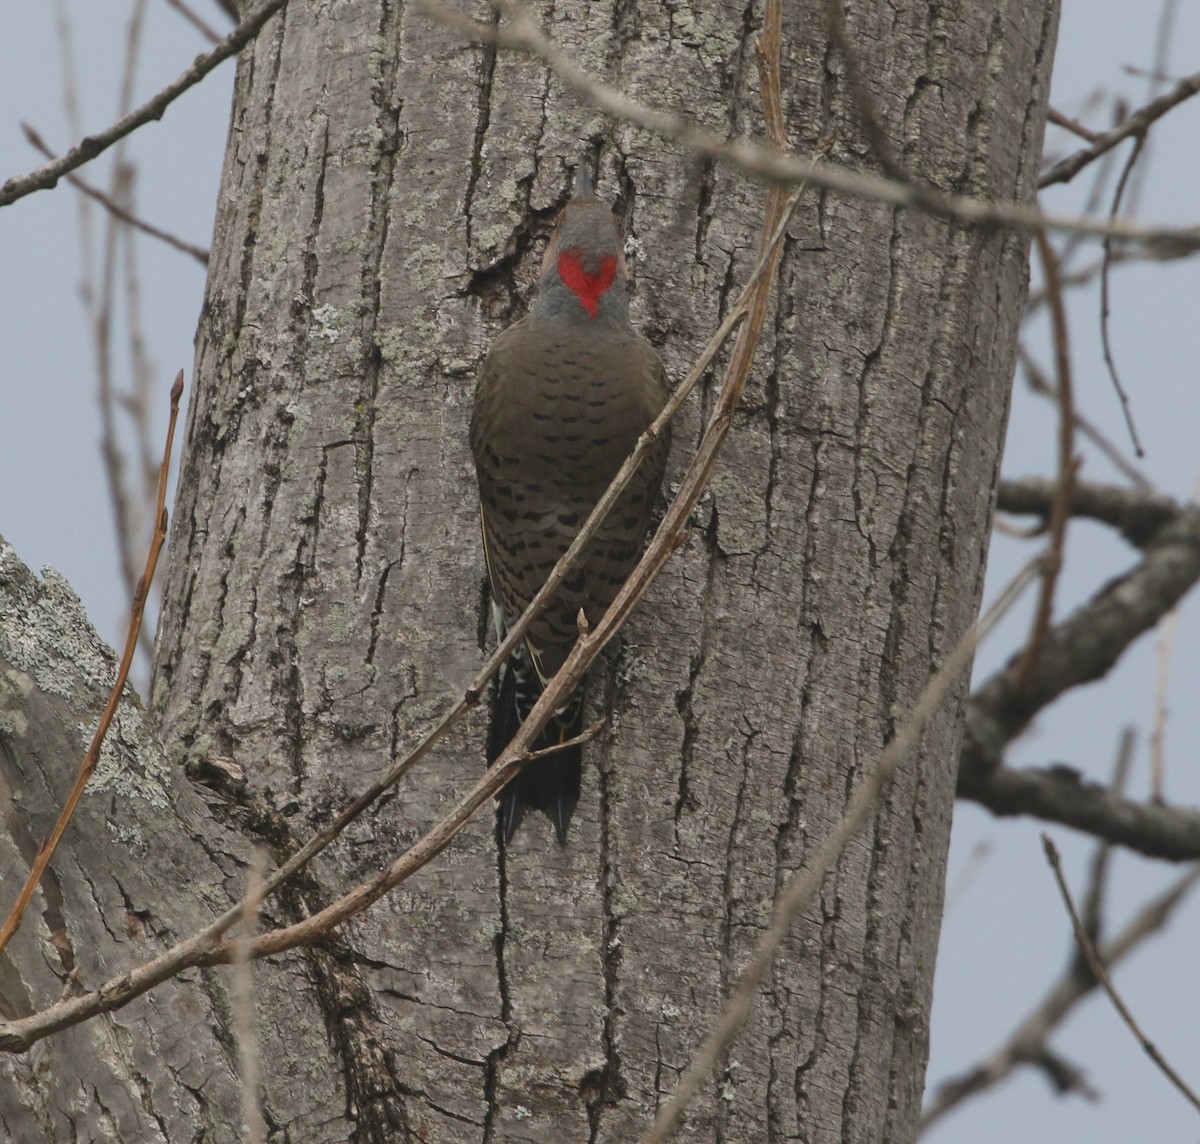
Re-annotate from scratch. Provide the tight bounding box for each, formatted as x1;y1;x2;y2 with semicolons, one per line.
1015;349;1151;490
1046;107;1100;142
0;0;289;208
1099;131;1148;458
1044;835;1200;1112
922;862;1200;1129
1078;729;1136;948
22;125;209;264
962;764;1200;861
232;850;267;1144
997;477;1179;549
1040;67;1200;188
412;0;1200;252
164;0;225;43
961;488;1200;848
1011;234;1076;691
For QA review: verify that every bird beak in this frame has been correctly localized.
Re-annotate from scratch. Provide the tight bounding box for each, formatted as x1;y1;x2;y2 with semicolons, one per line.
574;163;594;199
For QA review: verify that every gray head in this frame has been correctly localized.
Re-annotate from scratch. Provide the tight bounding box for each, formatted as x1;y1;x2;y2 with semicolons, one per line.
532;165;630;325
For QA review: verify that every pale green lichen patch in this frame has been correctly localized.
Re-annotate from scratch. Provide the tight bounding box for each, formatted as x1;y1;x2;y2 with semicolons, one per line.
197;617;223;651
403;244;445;275
87;707;171;809
106;817;148;853
348;124;386;165
150;673;170;711
333;232;364;256
376;318;439;368
285;398;313;435
474;222;517;261
395;695;445;728
609;883;640;920
324;601;359;643
310;303;343;343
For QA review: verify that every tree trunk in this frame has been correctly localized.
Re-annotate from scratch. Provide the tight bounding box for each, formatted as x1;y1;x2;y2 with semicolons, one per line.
1;1;1058;1141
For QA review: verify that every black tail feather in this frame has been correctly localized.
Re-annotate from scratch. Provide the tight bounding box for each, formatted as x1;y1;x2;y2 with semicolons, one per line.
489;657;584;845
499;747;582;845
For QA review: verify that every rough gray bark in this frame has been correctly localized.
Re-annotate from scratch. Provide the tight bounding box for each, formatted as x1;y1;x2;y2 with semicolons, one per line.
0;540;250;1140
0;1;1058;1141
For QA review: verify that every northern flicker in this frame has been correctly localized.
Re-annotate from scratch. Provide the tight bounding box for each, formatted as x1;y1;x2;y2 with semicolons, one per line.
470;164;671;843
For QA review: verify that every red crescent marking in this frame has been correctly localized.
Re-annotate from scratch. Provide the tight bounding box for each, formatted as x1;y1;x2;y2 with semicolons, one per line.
557;252;618;318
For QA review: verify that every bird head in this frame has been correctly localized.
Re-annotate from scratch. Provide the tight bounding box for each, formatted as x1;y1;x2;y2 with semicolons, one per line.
535;164;630;323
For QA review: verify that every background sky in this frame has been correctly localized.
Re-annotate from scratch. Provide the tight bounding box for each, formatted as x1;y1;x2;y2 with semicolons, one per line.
2;2;1198;1141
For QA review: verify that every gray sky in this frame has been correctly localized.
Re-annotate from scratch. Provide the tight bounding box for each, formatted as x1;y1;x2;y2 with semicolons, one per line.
2;2;1198;1140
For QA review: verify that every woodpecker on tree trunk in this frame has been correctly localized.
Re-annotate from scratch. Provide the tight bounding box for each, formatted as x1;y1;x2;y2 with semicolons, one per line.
470;163;671;843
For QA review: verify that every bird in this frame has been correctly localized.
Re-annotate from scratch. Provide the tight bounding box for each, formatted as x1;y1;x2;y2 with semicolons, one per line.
470;162;671;843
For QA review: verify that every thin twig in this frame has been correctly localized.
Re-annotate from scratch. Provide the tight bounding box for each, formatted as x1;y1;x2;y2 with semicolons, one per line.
1022;248;1195;318
164;0;225;43
410;0;1200;253
95;0;153;621
232;849;268;1144
121;217;162;516
1147;467;1200;802
0;372;185;955
1043;834;1200;1113
921;860;1200;1130
22;125;209;264
942;839;993;916
120;193;165;674
1066;727;1137;1015
1040;65;1200;188
51;0;94;292
0;0;289;208
517;718;605;762
1078;728;1135;950
1149;602;1180;804
1055;106;1122;271
118;0;149;120
1099;130;1147;458
1012;234;1075;692
1047;107;1100;142
1016;347;1150;489
1122;0;1179;218
95;161;140;606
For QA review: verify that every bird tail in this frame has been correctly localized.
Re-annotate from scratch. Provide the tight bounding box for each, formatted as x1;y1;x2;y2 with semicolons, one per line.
489;645;583;845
